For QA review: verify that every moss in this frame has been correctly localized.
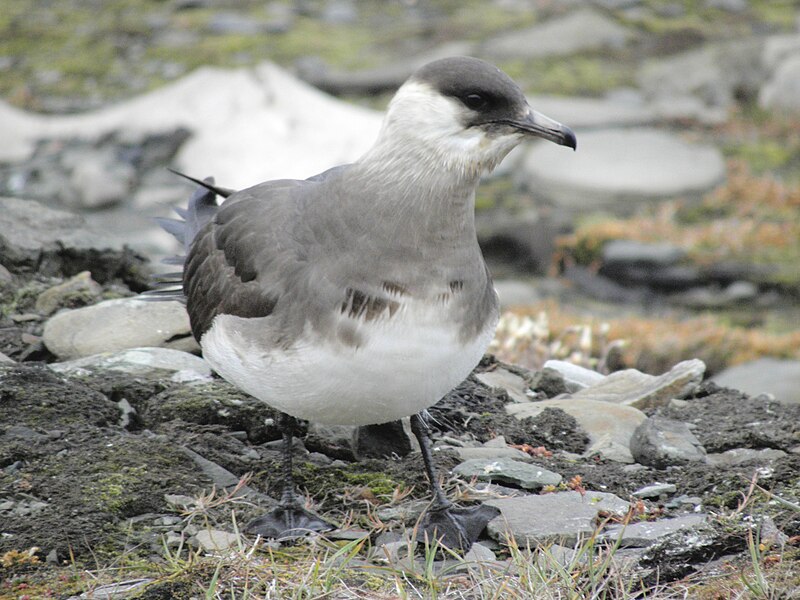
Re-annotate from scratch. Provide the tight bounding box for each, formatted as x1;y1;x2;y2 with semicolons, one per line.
291;462;405;505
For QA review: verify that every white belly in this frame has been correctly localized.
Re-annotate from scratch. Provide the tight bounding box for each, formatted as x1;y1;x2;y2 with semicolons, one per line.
200;300;497;426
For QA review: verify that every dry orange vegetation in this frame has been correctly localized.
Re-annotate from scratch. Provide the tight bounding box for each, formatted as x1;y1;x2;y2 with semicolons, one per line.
492;300;800;376
558;162;800;287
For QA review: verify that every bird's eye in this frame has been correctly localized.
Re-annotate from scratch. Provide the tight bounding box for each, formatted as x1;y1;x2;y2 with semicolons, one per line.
462;93;488;110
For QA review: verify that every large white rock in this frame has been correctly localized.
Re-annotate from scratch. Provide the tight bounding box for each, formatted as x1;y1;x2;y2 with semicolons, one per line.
0;62;382;189
507;398;646;463
43;298;197;360
760;54;800;113
50;347;211;381
519;128;725;210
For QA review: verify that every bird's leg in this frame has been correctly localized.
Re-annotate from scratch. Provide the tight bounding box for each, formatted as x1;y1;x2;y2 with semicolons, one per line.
410;413;500;552
245;413;334;540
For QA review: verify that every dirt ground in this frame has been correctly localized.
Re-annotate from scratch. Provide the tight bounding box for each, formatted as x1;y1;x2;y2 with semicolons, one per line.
2;340;799;596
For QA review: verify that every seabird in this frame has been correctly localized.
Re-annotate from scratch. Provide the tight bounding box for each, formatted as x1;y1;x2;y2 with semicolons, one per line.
152;56;576;550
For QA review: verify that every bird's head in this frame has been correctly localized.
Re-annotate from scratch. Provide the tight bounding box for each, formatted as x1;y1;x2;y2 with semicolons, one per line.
375;56;576;177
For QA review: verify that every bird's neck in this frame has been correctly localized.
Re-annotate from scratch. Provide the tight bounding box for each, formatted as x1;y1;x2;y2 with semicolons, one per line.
349;138;485;239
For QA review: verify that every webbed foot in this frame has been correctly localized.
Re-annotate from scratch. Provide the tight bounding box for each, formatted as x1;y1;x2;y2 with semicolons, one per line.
246;504;334;540
417;503;501;552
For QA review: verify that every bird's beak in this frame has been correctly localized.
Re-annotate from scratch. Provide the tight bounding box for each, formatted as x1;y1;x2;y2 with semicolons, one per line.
512;108;577;150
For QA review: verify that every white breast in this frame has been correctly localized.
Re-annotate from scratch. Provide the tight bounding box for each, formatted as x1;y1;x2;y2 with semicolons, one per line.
201;298;498;426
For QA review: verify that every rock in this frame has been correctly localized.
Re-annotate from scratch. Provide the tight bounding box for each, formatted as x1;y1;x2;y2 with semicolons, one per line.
632;483;677;499
483;9;633;59
706;448;787;467
762;34;800;72
704;0;748;12
295;40;478;95
475;367;531;403
507;399;646;463
493;279;542;309
528;367;571;398
192;529;241;552
630;417;707;469
600;240;690;289
639;41;764;121
34;271;104;315
486;490;629;546
208;12;265;35
519;129;725;211
50;347;211;380
353;420;413;459
66;148;136;209
43;298;197;360
601;514;707;548
477;211;558;277
450;446;533;462
760;54;800;113
0;197;146;284
712;358;800;404
453;457;562;490
526;92;658;130
569;360;706;410
1;63;382;189
541;360;605;391
71;578;153;599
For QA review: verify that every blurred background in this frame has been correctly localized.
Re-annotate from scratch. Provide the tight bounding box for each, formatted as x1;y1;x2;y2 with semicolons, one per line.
1;0;799;392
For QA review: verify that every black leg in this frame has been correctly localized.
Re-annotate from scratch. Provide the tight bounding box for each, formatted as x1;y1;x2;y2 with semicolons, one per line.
246;413;334;539
410;412;500;552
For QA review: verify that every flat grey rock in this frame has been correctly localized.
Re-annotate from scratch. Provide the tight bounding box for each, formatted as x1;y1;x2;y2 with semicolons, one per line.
527;93;658;129
602;240;686;267
508;399;646;463
192;529;242;552
0;197;143;281
632;483;678;499
454;457;561;490
542;360;605;391
43;298;197;360
486;491;629;546
519;129;725;210
706;448;787;467
601;514;707;548
760;53;800;113
50;347;211;381
713;358;800;404
483;9;633;59
475;367;531;403
569;359;706;410
450;446;534;462
630;416;707;469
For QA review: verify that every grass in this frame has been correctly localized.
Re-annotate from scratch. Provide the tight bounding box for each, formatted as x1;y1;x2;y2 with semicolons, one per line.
3;470;798;599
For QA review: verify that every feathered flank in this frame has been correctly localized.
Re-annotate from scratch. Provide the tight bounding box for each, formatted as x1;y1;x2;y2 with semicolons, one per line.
141;174;229;303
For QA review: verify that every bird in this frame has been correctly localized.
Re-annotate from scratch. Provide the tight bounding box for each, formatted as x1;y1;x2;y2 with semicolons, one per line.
150;56;576;551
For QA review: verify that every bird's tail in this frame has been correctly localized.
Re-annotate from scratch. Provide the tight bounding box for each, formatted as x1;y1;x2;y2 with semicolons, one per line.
142;170;233;303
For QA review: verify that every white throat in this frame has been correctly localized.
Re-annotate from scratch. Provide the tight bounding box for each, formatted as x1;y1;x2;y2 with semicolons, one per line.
363;81;522;180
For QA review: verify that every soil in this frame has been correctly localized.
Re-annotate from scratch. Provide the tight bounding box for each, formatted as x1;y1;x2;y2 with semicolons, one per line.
2;323;799;593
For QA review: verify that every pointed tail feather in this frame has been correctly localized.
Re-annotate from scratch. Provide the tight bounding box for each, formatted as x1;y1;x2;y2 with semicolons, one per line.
141;172;232;303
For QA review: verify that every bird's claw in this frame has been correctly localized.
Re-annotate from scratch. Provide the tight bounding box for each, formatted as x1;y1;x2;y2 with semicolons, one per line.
417;503;500;552
245;504;334;541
